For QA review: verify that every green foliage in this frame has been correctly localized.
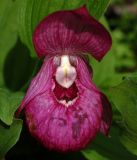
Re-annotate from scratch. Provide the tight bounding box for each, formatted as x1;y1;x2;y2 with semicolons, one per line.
87;0;111;19
82;127;137;160
0;119;22;159
108;1;137;54
112;30;136;72
0;88;24;125
90;45;122;90
109;74;137;155
0;0;24;158
0;88;23;158
0;0;19;86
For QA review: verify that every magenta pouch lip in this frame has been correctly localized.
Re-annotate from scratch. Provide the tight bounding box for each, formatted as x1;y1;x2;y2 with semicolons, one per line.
17;6;112;152
17;57;112;152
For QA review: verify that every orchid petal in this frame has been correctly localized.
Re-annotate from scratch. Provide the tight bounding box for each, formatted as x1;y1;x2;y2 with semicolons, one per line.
17;56;112;151
76;57;112;135
16;57;54;115
33;6;112;61
99;93;112;135
25;77;102;152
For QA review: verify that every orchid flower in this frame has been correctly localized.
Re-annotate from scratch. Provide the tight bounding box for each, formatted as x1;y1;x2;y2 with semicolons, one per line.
17;6;112;152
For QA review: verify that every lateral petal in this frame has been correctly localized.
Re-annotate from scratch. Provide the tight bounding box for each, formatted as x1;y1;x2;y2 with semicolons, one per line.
16;57;54;115
99;93;112;135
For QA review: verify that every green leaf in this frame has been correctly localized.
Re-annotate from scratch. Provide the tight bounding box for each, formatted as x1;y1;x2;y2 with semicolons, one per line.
90;49;122;90
109;74;137;155
0;119;22;159
18;0;111;57
82;127;137;160
0;0;19;86
0;89;24;125
87;0;111;19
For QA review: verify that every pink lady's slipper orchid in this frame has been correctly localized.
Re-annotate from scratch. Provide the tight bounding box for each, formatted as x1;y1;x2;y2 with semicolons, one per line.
17;6;112;152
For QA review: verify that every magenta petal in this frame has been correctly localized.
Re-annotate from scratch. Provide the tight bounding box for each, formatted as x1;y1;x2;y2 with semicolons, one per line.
25;80;102;151
17;56;112;151
77;57;112;135
17;57;106;152
99;93;112;135
33;6;112;61
16;57;55;115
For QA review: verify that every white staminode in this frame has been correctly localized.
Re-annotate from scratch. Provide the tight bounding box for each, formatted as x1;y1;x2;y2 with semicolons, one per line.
55;55;77;88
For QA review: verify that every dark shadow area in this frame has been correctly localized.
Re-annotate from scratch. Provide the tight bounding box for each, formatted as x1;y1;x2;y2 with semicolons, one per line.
0;119;10;129
3;38;37;91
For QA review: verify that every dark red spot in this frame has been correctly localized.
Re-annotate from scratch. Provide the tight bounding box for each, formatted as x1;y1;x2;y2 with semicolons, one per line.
26;113;36;131
72;108;88;139
72;122;80;139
